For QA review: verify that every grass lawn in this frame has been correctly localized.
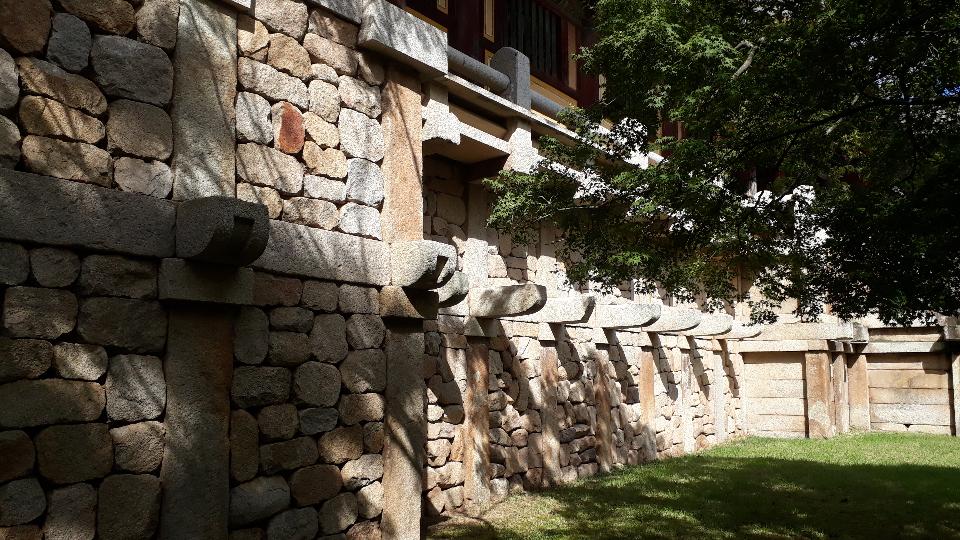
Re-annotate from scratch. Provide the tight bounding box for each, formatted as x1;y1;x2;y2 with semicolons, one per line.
426;433;960;540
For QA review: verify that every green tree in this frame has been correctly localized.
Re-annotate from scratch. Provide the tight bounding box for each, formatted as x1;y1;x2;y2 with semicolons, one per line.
486;0;960;324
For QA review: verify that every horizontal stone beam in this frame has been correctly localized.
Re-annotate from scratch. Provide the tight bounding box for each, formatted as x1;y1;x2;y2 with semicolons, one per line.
679;314;733;336
714;322;762;340
592;303;661;329
468;284;547;318
0;170;175;257
739;339;830;353
753;322;857;341
359;0;446;77
641;306;701;333
509;296;595;324
380;286;439;320
252;220;390;286
862;341;945;354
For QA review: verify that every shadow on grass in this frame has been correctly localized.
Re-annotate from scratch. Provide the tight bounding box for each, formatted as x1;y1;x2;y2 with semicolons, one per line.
428;440;960;539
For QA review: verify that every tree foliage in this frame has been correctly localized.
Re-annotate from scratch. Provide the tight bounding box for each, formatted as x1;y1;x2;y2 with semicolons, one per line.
486;0;960;324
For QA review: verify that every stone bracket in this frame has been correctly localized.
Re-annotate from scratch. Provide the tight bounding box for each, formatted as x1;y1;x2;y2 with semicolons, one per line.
390;240;456;289
592;303;661;329
176;196;269;266
641;306;701;333
508;296;595;324
713;322;762;340
468;284;547;318
679;314;733;337
437;271;469;308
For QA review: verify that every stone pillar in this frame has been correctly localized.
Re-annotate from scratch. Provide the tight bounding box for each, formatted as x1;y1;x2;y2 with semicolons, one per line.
172;0;238;200
382;322;426;540
804;351;834;439
463;337;491;506
381;65;424;243
951;352;960;436
593;344;616;473
832;346;850;434
713;341;728;443
490;47;531;109
847;347;871;431
637;349;657;460
539;340;562;485
160;305;235;540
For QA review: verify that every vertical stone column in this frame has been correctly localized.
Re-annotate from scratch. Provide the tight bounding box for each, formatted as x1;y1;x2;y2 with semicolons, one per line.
160;306;235;540
637;348;657;460
381;65;424;243
539;340;562;485
463;337;491;506
172;0;237;200
951;352;960;436
382;322;426;540
713;340;728;443
804;351;834;439
832;346;850;434
593;345;616;473
847;346;871;431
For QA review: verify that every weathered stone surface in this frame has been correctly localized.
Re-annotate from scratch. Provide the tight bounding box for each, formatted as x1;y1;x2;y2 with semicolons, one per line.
303;112;340;148
0;0;51;54
338;203;381;239
300;281;337;312
137;0;179;49
0;338;51;383
357;481;383;519
339;285;378;314
0;50;16;110
341;454;383;489
80;255;157;299
47;13;91;73
310;314;349;363
0;170;176;256
268;507;318;540
308;10;358;45
252;220;391;286
435;193;465;226
308;80;340;123
339;76;381;118
469;284;547;318
16;58;105;115
290;464;341;506
230;476;290;527
171;0;238;200
390;240;456;289
91;36;173;106
107;99;173;160
110;421;164;473
304;176;346;204
268;33;311;80
319;492;357;534
0;478;44;527
238;15;269;57
358;53;385;86
238;57;309;110
3;287;76;339
51;343;105;381
238;143;305;195
345;159;384;207
239;183;283;219
36;100;123;150
311;63;339;84
299;407;338;435
270;307;314;333
0;379;104;428
268;332;312;367
358;0;447;76
106;355;165;422
339;109;384;162
0;116;18;169
254;273;303;307
258;404;299;441
98;474;161;540
283;197;339;229
304;34;358;75
60;0;135;34
229;410;259;484
78;298;166;352
235;307;270;365
21;136;111;186
303;144;348;178
0;243;27;286
232;366;291;408
261;436;319;474
28;247;77;288
272;101;305;154
0;525;41;540
36;423;112;484
0;431;33;484
346;316;385;350
237;91;273;144
341;350;385;394
43;483;95;540
293;361;341;407
339;393;384;425
114;157;173;198
254;0;308;39
318;425;362;464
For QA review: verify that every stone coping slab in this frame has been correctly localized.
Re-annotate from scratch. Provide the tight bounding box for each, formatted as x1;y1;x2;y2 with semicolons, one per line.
754;322;857;341
359;0;446;77
468;284;547;318
679;313;733;336
506;296;595;324
591;303;661;329
641;306;701;333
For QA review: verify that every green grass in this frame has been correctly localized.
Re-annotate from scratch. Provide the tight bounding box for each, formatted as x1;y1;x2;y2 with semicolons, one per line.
426;433;960;540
